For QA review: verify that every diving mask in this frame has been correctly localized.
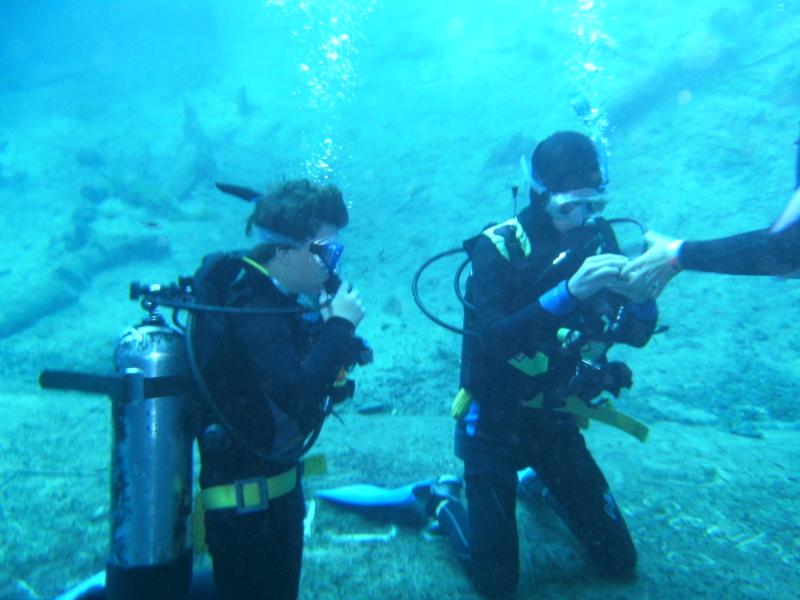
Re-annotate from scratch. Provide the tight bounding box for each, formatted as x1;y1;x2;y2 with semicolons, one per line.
310;240;344;275
255;226;304;248
546;188;608;218
517;154;607;216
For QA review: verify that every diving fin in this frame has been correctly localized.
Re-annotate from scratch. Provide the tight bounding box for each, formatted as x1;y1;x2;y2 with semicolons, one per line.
317;480;435;525
319;472;568;528
317;475;464;526
56;570;105;600
214;182;261;202
770;125;800;233
772;188;800;233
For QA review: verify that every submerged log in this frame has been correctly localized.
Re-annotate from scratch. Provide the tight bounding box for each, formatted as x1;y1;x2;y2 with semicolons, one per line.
0;232;169;339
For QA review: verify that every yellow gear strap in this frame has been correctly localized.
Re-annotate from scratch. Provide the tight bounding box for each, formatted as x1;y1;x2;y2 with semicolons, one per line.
192;493;208;554
241;255;271;278
451;388;473;419
481;217;532;261
201;468;297;511
303;454;328;476
192;454;328;553
507;352;549;377
451;388;648;442
522;395;649;443
333;367;349;387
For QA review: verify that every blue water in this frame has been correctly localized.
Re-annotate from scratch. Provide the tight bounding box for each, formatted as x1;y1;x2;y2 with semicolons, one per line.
1;1;799;598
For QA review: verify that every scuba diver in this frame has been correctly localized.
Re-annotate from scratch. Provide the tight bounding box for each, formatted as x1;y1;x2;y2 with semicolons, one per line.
623;127;800;285
316;131;658;598
191;178;367;599
43;178;370;600
433;131;658;598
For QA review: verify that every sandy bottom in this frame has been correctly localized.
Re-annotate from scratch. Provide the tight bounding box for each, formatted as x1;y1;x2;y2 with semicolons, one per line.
2;395;797;599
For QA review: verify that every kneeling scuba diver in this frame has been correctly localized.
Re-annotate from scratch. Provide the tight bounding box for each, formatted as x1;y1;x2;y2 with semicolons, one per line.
40;181;372;600
316;131;659;533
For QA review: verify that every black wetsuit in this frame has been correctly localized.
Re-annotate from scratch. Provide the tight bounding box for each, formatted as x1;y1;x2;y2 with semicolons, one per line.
680;219;800;275
192;255;360;600
438;206;657;598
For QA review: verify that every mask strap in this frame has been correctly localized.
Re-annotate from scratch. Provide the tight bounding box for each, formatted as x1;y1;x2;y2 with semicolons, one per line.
525;156;549;196
255;226;303;248
519;154;551;211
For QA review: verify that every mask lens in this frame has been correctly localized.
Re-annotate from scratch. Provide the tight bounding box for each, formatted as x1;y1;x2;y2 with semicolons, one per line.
558;202;581;215
550;190;607;217
310;240;344;274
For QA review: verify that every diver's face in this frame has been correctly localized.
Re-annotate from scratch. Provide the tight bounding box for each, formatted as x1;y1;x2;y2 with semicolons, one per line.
283;224;340;295
547;188;606;233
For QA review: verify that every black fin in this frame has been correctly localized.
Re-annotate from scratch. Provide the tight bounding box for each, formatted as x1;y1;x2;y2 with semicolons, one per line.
215;182;261;202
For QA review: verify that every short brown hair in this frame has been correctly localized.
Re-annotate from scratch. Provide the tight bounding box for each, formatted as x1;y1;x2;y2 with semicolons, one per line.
246;179;348;261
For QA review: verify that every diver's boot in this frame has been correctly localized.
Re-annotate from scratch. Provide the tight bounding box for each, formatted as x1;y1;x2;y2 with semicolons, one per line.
431;474;463;508
426;476;471;561
423;474;464;533
517;467;548;503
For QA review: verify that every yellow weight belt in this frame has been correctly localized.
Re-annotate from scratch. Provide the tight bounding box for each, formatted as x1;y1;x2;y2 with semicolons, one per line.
200;454;327;513
193;455;327;554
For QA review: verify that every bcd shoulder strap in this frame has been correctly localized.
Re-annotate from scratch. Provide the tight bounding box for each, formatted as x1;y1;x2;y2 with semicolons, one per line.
481;217;532;263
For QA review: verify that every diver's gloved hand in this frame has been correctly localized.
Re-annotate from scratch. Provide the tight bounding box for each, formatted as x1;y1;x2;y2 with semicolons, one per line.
600;361;633;397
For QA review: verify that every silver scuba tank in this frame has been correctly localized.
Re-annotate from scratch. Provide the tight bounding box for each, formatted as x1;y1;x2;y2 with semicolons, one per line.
106;314;193;600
